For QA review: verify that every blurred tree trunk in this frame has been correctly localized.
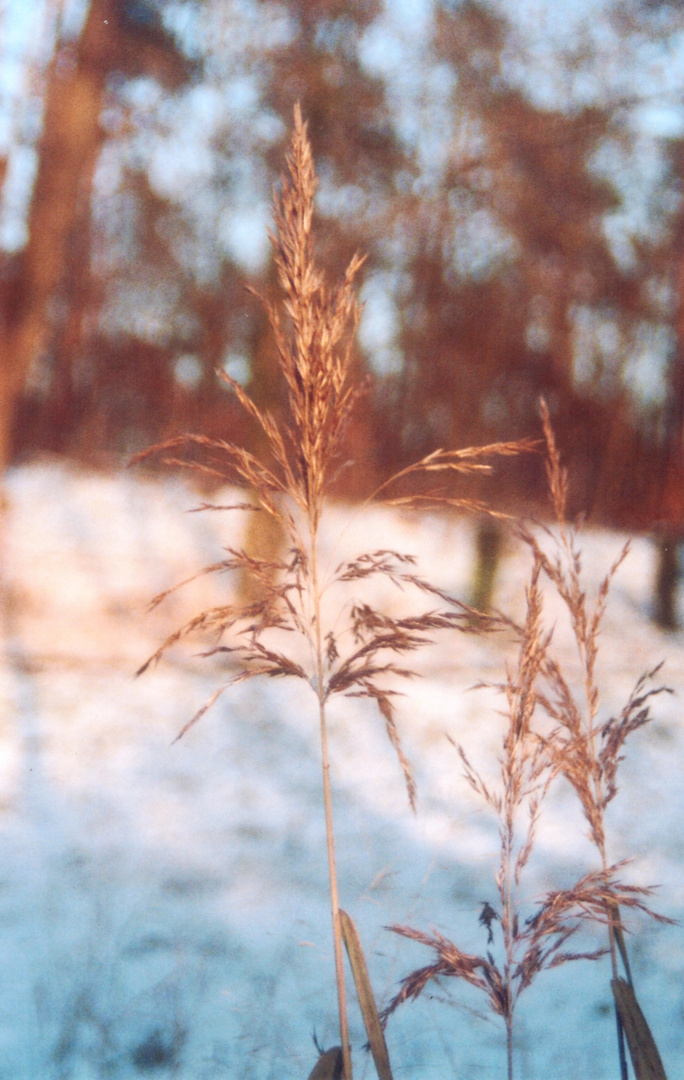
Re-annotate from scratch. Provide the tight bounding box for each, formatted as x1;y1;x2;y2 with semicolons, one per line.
653;207;684;630
470;516;504;613
654;537;680;630
0;0;113;473
0;0;189;473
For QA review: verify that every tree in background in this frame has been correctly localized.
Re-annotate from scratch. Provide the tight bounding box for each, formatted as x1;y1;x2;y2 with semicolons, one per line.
373;3;660;512
5;0;407;493
630;134;684;627
1;0;683;615
0;0;191;470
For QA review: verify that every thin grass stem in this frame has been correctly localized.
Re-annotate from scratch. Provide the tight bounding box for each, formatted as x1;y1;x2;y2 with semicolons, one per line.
310;501;353;1079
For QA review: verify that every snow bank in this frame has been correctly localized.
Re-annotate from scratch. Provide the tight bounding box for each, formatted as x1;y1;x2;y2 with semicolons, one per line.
0;461;681;1079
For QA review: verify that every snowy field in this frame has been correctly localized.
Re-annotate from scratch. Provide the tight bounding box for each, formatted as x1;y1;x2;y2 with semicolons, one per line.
0;460;682;1080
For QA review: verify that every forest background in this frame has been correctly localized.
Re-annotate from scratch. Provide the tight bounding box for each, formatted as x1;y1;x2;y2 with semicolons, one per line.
0;0;683;613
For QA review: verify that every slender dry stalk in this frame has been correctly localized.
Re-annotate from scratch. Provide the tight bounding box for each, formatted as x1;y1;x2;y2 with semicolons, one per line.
518;401;673;1078
133;107;533;1080
385;556;616;1080
385;415;673;1079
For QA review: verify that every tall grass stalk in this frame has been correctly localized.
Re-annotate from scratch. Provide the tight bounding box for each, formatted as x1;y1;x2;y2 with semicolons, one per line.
385;557;606;1080
384;411;672;1079
521;402;673;1078
132;107;532;1078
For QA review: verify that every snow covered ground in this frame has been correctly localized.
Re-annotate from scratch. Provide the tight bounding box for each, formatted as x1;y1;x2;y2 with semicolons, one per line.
0;460;681;1080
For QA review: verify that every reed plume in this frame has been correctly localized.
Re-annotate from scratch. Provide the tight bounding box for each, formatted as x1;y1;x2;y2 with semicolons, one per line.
384;409;672;1080
132;106;533;1079
386;557;606;1080
520;401;673;1080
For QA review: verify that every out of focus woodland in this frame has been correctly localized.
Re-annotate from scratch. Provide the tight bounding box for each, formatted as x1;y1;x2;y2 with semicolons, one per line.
0;0;683;622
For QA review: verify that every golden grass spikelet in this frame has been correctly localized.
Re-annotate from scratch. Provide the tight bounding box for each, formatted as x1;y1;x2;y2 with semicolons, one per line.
385;546;576;1079
524;400;672;1079
527;402;671;893
133;106;536;1080
385;411;673;1080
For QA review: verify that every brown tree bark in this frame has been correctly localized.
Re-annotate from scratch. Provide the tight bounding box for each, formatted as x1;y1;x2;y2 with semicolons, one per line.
0;0;114;471
0;0;189;473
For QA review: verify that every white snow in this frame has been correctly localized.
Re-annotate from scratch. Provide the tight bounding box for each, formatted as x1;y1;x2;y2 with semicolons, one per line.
0;460;681;1079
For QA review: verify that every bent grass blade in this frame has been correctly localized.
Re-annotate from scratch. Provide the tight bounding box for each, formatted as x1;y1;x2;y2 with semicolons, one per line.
612;979;668;1080
340;910;394;1080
